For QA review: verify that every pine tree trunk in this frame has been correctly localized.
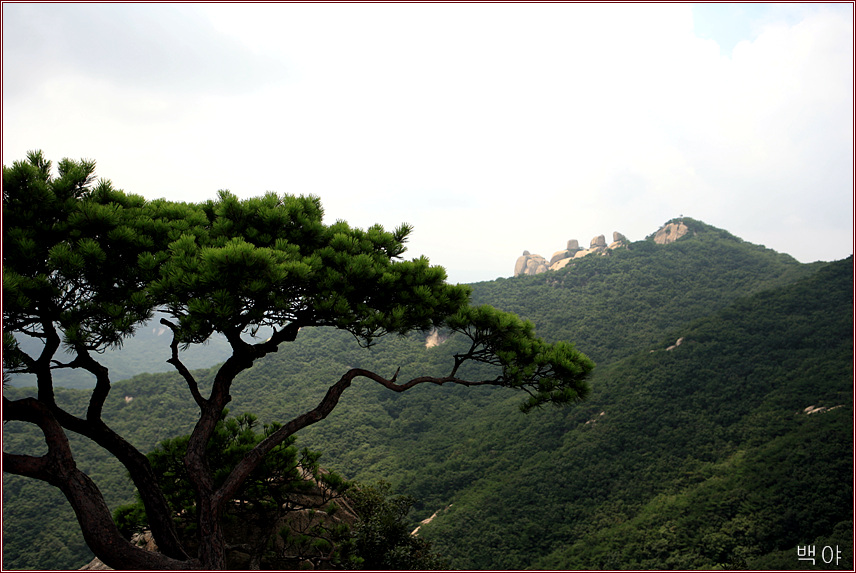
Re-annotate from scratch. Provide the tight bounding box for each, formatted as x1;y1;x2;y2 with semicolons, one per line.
186;396;232;569
197;498;228;569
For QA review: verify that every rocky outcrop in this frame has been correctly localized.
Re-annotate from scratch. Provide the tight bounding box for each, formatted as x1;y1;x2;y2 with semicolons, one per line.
800;404;844;415
571;235;609;260
425;329;449;348
512;219;704;277
515;232;627;276
80;532;159;570
609;232;628;250
410;504;453;536
551;257;574;272
653;222;689;244
512;219;703;277
548;240;582;267
514;251;550;276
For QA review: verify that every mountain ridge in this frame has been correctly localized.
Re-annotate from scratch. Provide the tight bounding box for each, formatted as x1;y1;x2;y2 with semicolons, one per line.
510;216;799;277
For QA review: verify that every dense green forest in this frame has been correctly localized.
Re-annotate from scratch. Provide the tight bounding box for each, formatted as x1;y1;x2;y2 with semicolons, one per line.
3;219;853;569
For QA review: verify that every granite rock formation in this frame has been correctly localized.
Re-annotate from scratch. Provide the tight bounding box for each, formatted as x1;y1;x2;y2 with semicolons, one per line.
652;222;689;244
514;251;550;277
513;220;697;277
515;232;627;276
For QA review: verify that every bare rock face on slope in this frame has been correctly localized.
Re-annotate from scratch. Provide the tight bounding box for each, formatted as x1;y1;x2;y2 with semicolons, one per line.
514;233;627;276
514;251;550;276
609;231;628;250
653;222;689;244
571;235;608;260
513;218;698;277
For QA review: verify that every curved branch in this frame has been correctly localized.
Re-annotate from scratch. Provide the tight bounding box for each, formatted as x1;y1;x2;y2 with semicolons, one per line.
214;368;501;508
363;369;501;392
51;407;193;561
76;347;112;422
251;320;304;355
160;318;206;409
36;319;62;405
43;345;112;422
16;327;48;339
3;451;54;480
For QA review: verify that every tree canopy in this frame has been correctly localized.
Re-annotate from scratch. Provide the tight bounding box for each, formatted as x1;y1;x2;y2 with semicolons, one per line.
2;152;593;569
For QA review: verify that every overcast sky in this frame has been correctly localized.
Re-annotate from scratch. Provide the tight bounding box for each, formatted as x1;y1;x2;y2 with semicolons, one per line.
3;2;853;284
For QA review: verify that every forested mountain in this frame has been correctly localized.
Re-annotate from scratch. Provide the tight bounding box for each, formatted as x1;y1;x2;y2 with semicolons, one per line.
422;252;853;569
3;219;852;570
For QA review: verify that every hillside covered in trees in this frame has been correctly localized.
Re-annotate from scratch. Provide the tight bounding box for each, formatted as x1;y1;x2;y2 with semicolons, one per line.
3;218;853;570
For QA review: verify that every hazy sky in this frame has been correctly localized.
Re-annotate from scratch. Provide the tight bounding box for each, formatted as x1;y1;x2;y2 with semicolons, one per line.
3;2;853;284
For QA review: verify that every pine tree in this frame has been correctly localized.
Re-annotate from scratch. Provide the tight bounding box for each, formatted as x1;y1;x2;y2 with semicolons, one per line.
3;152;593;569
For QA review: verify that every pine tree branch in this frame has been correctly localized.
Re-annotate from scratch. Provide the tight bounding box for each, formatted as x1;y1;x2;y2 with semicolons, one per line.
15;327;48;339
214;367;502;509
35;319;62;405
2;451;54;481
160;318;207;409
68;345;112;422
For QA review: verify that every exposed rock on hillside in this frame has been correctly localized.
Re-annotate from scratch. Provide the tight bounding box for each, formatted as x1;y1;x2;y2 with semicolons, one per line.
513;219;696;277
80;532;159;570
550;240;580;265
425;329;449;348
514;232;627;276
514;250;550;277
800;404;844;415
653;222;689;244
609;232;628;249
411;504;453;536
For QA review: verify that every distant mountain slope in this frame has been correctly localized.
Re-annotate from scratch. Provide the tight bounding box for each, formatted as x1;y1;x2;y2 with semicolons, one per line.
418;255;852;569
2;222;851;570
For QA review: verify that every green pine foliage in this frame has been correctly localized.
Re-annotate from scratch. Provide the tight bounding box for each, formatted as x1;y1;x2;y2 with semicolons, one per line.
337;481;449;570
3;151;154;352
